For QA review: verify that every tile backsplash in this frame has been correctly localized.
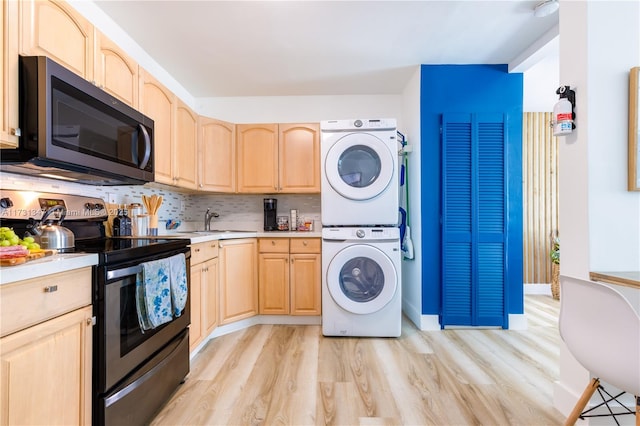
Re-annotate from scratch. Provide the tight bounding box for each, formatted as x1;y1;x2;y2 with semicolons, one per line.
0;173;320;232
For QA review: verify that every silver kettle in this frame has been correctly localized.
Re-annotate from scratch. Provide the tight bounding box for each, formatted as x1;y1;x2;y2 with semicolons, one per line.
28;205;75;252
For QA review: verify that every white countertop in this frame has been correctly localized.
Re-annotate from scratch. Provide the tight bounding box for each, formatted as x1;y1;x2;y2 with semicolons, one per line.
162;230;321;244
0;253;99;285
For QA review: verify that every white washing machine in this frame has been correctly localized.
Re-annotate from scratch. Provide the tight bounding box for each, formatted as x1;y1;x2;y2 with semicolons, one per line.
322;227;402;337
321;119;399;226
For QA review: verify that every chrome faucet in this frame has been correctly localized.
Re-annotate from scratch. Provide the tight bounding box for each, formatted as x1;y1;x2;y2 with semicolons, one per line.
204;208;219;231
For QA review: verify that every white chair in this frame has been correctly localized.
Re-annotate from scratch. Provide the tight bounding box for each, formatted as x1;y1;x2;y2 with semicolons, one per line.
559;275;640;426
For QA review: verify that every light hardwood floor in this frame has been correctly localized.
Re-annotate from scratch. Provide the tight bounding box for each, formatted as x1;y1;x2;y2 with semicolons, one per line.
151;295;565;425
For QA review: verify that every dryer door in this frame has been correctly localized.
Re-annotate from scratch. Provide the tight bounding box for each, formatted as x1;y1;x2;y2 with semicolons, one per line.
324;133;394;200
327;244;397;314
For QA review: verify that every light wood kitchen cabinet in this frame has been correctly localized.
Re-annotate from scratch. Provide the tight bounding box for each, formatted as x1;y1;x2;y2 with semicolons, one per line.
19;0;94;80
289;238;322;315
94;30;139;107
258;237;321;316
174;99;198;189
279;123;321;193
1;0;19;148
258;238;290;315
0;267;93;426
219;238;258;324
189;240;219;352
198;117;236;192
236;123;320;194
139;68;176;186
237;124;278;193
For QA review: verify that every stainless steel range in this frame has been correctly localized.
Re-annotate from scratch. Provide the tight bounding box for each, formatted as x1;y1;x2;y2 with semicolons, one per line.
0;190;191;425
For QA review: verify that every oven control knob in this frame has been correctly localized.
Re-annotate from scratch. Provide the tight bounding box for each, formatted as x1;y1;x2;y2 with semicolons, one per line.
356;229;365;238
84;202;94;210
95;203;104;210
0;197;13;209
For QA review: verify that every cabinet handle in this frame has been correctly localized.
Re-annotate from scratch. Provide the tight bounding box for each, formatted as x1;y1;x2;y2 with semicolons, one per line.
11;127;21;137
303;241;308;246
271;240;275;245
194;248;200;253
87;316;96;326
43;285;58;293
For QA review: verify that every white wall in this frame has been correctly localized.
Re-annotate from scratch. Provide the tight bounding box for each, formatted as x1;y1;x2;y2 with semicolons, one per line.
197;95;403;125
554;0;640;419
523;53;560;112
399;67;423;327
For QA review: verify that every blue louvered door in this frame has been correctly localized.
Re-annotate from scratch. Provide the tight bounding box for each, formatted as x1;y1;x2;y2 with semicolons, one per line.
441;113;507;327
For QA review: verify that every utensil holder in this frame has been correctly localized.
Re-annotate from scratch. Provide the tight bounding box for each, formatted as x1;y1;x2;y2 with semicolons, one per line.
148;214;159;236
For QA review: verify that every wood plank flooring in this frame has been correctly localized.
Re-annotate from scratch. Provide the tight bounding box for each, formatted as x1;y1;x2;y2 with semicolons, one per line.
151;295;565;425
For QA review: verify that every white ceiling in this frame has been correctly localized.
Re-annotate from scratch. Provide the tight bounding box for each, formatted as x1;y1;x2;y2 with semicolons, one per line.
93;0;559;98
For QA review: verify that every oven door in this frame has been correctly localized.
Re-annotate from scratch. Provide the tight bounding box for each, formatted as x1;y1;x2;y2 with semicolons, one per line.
95;249;191;393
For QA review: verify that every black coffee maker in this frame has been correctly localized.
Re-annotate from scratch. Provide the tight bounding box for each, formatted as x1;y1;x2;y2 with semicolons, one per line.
263;198;277;231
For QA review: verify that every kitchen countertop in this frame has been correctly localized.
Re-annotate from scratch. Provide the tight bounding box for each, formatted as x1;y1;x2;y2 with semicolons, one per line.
0;253;99;285
162;230;321;244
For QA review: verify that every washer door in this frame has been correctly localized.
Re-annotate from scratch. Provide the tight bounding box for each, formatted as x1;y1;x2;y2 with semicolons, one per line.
325;133;394;200
327;244;397;314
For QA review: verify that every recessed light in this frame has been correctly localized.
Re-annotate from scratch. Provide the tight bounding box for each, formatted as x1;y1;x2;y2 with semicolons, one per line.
534;0;559;18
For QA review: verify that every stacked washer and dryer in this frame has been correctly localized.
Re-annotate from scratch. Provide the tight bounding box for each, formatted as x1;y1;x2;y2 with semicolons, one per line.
320;119;402;337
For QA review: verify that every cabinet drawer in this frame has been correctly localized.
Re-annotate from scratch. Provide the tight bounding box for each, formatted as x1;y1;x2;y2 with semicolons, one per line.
258;238;289;253
0;267;92;337
290;238;321;253
191;241;219;265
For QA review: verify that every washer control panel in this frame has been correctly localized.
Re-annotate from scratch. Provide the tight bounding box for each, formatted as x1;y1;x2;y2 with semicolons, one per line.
320;118;397;132
322;226;399;241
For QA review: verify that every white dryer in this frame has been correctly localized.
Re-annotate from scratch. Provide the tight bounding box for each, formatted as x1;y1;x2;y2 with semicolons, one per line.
321;119;399;226
322;227;402;337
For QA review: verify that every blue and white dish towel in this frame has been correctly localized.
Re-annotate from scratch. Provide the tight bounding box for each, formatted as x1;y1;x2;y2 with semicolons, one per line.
169;253;188;317
136;253;188;331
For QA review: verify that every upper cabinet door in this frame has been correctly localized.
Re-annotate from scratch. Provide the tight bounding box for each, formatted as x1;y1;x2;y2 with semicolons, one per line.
94;31;138;107
236;124;279;193
279;123;320;193
1;0;19;148
198;117;236;192
19;0;94;80
174;99;198;190
139;68;175;186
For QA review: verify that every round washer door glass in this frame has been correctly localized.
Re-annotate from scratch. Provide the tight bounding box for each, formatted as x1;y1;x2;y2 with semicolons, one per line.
325;132;394;200
337;145;381;188
327;244;397;314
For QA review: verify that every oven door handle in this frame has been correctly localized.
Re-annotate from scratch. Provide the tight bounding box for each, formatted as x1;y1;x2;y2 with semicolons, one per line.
107;265;143;281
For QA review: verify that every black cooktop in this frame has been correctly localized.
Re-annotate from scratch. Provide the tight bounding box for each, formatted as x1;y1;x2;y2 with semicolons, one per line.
75;237;190;265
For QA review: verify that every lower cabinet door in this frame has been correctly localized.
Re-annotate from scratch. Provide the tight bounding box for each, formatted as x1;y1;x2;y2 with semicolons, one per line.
290;253;322;315
204;257;219;334
219;239;258;324
259;253;290;315
189;264;203;352
0;306;93;425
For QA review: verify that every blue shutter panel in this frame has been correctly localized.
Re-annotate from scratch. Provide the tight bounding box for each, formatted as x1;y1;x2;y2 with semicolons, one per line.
441;114;473;326
442;113;507;328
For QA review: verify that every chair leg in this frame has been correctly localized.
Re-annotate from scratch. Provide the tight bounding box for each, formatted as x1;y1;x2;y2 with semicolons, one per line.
564;378;600;426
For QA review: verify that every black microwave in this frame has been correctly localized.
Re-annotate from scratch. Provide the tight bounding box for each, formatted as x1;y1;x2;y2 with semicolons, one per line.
0;56;154;185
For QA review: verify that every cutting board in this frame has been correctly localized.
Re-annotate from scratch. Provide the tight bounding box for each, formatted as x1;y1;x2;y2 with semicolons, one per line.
0;249;57;267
